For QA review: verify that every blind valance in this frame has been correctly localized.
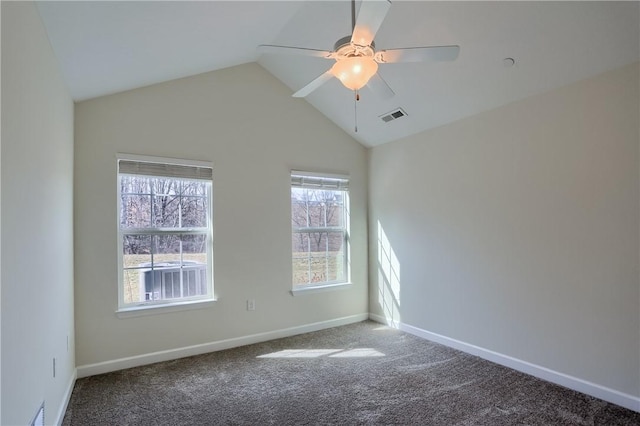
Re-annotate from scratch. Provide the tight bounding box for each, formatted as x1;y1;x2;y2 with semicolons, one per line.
119;159;212;181
291;171;349;190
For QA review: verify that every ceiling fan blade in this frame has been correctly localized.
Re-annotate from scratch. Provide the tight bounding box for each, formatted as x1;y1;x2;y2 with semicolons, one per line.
366;73;395;100
375;45;460;63
351;0;391;47
292;70;334;98
258;44;333;59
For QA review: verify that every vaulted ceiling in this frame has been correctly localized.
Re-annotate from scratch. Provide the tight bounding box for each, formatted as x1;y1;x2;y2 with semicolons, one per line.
36;1;639;147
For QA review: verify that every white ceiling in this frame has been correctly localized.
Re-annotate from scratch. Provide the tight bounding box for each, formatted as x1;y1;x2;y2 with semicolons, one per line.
37;1;639;147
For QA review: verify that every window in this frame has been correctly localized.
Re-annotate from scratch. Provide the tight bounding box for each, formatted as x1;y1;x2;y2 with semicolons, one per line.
118;156;213;309
291;171;350;288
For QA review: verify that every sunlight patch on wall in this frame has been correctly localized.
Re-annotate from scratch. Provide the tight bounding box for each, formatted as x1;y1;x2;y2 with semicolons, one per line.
377;220;401;326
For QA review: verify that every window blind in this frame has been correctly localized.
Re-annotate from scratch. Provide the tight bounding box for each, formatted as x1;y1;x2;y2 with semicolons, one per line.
119;159;212;181
291;172;349;190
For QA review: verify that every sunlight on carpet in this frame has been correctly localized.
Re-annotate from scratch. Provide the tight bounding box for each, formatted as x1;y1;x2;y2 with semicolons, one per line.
257;348;385;358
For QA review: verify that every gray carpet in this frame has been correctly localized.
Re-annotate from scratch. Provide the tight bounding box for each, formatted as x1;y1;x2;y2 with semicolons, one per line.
63;321;640;425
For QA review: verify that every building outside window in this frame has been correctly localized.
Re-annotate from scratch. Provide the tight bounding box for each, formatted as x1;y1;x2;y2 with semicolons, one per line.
117;155;213;309
291;171;350;288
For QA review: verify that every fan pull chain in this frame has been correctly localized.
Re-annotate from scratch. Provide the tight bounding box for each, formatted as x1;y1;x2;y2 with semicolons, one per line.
354;90;359;133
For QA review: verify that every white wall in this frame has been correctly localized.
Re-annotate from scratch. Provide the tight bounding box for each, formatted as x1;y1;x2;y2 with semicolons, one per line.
369;63;640;399
74;63;368;367
1;2;75;425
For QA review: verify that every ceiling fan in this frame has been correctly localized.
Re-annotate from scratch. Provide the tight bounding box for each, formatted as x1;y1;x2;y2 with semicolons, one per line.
258;0;460;100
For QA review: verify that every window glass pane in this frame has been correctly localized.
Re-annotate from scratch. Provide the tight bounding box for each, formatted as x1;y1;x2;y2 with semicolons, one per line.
291;188;345;229
120;176;152;228
182;234;208;290
291;190;310;229
295;189;327;228
186;270;197;296
120;194;151;228
163;272;179;299
327;231;345;252
327;231;346;281
154;235;181;265
326;194;345;227
120;175;152;194
181;196;207;227
308;201;326;228
173;272;182;298
183;233;207;256
181;181;208;197
123;269;143;304
292;232;345;285
293;257;311;286
144;270;163;301
198;269;207;294
152;178;179;196
292;233;310;285
306;231;328;253
309;252;329;283
123;235;151;268
292;232;308;254
152;179;180;227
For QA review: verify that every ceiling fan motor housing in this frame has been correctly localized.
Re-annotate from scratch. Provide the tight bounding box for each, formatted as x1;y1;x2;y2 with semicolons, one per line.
334;35;376;59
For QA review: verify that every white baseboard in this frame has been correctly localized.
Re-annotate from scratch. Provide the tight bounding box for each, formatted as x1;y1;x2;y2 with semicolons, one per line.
77;313;368;379
369;314;640;413
54;369;77;426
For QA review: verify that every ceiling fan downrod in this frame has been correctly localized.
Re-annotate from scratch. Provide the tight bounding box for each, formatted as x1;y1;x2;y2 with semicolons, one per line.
351;0;356;32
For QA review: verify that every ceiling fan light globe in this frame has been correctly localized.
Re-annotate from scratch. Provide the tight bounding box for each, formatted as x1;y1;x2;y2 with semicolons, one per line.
330;57;378;91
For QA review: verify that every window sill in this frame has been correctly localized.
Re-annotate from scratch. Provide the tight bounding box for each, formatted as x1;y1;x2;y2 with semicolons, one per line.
116;298;217;318
290;282;352;296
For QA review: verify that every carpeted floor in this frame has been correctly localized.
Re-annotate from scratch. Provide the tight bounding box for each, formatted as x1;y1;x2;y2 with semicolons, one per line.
63;321;640;425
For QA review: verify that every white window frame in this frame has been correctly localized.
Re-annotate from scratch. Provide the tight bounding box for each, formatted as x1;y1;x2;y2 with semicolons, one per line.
290;171;351;294
116;153;214;314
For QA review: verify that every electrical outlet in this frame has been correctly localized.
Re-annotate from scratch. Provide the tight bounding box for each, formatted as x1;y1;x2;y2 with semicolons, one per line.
247;299;255;311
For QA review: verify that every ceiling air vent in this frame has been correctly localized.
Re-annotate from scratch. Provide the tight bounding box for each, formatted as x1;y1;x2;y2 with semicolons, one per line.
380;108;407;123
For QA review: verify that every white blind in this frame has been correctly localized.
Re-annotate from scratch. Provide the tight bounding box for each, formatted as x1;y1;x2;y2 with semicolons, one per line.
119;159;212;181
291;171;349;190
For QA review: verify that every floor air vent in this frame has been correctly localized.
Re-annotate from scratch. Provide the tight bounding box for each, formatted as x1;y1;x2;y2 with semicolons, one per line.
380;108;407;123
